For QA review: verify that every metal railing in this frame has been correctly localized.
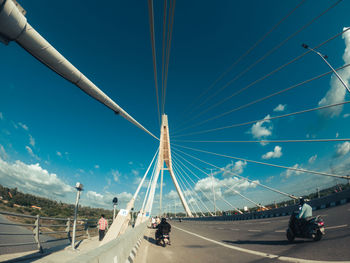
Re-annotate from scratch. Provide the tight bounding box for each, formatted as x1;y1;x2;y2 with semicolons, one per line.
0;210;95;253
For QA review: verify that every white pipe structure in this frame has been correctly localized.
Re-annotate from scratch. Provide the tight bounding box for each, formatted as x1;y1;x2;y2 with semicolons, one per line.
172;163;206;217
100;149;158;246
134;156;158;227
173;164;204;217
172;159;214;216
0;0;158;141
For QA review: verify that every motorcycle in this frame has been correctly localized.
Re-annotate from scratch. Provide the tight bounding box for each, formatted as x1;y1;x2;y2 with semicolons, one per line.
158;234;170;247
286;211;325;242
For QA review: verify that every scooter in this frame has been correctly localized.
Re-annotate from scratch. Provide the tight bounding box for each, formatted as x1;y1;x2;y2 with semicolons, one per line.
160;234;170;247
156;233;170;247
286;211;325;242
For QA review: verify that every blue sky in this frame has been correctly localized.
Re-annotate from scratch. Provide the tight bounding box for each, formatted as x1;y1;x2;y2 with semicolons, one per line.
1;0;350;214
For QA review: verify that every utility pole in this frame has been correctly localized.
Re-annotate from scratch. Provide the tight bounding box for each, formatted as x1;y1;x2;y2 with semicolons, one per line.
72;182;83;250
112;197;118;221
302;44;350;93
317;187;320;198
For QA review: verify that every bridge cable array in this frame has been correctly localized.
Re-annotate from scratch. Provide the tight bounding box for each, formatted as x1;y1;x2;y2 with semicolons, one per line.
174;0;344;132
178;0;307;120
173;26;350;135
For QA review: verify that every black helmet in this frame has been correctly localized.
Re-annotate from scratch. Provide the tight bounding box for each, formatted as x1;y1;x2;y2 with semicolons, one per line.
161;217;166;223
299;197;305;205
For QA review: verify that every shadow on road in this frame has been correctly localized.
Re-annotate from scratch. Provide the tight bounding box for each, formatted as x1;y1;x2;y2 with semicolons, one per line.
223;239;309;246
144;235;157;245
184;245;206;248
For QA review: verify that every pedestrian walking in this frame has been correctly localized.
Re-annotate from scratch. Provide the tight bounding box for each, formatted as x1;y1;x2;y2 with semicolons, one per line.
98;214;108;241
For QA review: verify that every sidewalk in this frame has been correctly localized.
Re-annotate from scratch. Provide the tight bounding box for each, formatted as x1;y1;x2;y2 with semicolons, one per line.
0;236;101;263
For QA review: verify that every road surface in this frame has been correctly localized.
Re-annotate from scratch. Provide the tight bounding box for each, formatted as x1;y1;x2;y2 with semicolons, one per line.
135;203;350;262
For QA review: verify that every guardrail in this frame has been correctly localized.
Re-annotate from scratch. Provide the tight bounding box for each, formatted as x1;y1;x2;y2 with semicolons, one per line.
182;188;350;222
0;211;96;253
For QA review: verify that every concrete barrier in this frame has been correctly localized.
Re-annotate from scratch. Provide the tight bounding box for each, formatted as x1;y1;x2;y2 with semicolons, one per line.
183;188;350;222
70;222;147;263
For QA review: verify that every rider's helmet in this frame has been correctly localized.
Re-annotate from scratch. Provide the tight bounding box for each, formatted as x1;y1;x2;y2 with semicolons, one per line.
299;197;305;205
161;217;166;223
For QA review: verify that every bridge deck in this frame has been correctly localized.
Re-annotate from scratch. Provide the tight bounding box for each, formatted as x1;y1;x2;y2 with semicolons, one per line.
135;203;350;262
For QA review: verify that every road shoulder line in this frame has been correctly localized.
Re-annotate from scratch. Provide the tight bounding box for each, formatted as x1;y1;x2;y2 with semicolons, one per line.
173;225;350;263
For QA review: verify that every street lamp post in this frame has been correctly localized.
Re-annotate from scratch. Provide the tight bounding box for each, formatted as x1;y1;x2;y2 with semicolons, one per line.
209;169;216;216
72;182;83;250
112;197;118;222
302;43;350;93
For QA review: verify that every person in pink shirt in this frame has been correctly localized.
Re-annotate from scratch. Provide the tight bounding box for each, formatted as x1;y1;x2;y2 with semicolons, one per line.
98;214;108;241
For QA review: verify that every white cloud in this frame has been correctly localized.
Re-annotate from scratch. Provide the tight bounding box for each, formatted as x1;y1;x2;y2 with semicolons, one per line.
343;113;350;118
335;142;350;157
0;157;75;202
273;104;286;112
232;160;247;175
262;146;282;159
0;144;8;160
265;176;274;183
131;169;139;177
0;156;132;209
83;190;132;208
128;161;133;165
220;161;247;177
112;170;121;182
336;132;339;138
94;164;100;169
308;154;317;164
250;115;273;140
56;151;62;157
166;190;178;200
25;146;40;160
0;112;3;120
18;122;28;131
194;176;258;199
318;27;350;118
283;164;302;178
29;135;35;147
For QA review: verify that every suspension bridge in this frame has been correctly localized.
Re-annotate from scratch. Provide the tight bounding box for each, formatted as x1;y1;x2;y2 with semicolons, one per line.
0;0;350;262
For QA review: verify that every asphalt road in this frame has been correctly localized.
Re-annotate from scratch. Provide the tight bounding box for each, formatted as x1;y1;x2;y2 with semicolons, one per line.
0;215;70;256
135;203;350;262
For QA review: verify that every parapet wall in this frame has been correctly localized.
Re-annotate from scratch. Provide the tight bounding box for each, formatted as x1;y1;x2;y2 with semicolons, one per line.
183;188;350;221
70;222;147;263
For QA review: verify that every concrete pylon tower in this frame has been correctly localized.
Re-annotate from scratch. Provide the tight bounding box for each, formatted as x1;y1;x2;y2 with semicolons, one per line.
145;114;193;217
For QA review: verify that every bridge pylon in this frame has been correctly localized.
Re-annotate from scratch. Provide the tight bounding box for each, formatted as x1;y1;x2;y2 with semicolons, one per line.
144;114;193;218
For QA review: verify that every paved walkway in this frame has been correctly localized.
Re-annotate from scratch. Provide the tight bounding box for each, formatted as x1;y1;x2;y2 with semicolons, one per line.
0;236;101;263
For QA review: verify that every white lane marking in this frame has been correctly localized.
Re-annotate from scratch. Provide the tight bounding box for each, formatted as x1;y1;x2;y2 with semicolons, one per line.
326;224;348;230
216;227;225;230
259;221;271;224
248;230;262;232
231;228;239;231
275;230;285;233
174;225;349;263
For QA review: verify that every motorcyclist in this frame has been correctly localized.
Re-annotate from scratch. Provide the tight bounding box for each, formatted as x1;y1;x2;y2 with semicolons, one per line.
296;197;312;232
156;217;171;245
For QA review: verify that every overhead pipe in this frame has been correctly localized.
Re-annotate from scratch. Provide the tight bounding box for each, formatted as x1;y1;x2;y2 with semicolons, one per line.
0;0;158;140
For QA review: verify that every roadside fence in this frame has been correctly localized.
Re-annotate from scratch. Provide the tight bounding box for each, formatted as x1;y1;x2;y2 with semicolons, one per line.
0;211;99;253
